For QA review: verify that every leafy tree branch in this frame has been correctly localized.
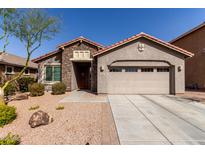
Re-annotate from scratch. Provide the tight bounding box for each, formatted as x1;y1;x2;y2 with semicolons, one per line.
0;9;60;104
0;9;16;52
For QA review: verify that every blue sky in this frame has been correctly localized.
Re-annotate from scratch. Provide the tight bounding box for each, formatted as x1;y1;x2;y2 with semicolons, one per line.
0;8;205;59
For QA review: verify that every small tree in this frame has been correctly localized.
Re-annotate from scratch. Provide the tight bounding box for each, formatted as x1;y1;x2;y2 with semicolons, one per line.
0;9;60;104
0;9;17;52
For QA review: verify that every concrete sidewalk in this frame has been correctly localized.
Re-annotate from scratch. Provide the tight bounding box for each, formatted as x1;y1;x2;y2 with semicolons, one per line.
109;95;205;145
59;90;108;103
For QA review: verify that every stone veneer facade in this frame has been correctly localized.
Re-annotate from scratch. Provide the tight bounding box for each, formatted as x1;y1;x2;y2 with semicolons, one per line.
62;41;100;92
35;41;101;92
36;52;62;91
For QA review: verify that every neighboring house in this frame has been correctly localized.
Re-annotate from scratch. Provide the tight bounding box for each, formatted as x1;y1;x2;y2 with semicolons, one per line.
0;52;38;83
32;33;193;94
170;22;205;89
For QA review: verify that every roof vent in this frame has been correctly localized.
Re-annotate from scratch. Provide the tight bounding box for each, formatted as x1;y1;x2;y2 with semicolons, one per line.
138;43;145;52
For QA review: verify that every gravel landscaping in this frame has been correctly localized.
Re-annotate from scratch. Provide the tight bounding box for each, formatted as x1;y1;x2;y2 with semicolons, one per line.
0;92;119;145
177;90;205;104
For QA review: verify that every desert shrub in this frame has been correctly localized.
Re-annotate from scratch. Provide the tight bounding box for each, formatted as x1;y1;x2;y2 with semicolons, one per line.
0;133;20;145
4;82;17;96
17;77;36;92
52;82;66;95
29;83;45;97
56;105;64;110
0;104;17;127
29;105;39;110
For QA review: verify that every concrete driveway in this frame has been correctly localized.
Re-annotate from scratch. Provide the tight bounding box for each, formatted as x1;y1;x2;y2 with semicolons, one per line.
108;95;205;145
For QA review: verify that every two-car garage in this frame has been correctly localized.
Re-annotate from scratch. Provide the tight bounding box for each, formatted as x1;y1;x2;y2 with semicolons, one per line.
95;33;193;95
106;66;171;94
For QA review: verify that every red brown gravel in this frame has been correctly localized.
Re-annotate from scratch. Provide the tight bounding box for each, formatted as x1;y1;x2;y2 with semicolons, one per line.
0;92;119;145
177;90;205;104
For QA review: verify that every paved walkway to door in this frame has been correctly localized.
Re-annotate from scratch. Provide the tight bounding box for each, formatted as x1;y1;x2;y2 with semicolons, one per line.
59;90;108;103
108;95;205;145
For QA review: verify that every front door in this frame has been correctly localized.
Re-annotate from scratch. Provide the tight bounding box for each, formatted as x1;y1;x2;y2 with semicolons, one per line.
76;63;91;89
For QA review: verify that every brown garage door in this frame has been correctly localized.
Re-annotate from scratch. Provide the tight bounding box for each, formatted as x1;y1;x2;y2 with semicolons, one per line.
106;67;170;94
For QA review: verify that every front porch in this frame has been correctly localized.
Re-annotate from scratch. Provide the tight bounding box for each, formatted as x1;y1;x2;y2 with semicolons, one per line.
70;50;97;92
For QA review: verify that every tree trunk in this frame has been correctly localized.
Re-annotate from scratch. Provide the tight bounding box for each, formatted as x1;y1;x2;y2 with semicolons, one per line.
0;50;30;106
0;87;5;105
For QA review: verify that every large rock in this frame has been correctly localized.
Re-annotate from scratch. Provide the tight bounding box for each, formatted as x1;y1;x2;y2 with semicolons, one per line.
29;110;53;128
14;93;29;100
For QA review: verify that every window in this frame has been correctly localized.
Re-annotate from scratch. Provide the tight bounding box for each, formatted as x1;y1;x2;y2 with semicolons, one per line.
24;69;30;75
5;66;14;74
73;50;91;60
157;68;169;72
109;67;139;72
54;66;61;81
45;65;61;81
141;68;154;72
125;67;138;72
46;66;52;81
109;67;122;72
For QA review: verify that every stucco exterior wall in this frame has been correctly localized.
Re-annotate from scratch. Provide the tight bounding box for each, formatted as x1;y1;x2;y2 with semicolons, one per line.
97;38;185;94
171;26;205;88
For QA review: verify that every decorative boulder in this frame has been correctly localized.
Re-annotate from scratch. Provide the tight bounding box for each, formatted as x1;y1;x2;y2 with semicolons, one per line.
29;110;53;128
14;93;29;100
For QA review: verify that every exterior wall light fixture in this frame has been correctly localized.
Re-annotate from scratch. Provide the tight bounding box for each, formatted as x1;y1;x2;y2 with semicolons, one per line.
100;66;104;72
178;66;182;72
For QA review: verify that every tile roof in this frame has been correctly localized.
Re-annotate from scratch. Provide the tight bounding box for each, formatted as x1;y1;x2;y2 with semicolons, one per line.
32;50;60;63
58;36;104;49
93;32;194;57
170;22;205;43
32;36;104;63
0;52;38;69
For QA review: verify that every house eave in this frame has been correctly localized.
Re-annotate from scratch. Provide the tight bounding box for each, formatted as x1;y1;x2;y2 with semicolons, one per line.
93;32;194;58
0;61;38;69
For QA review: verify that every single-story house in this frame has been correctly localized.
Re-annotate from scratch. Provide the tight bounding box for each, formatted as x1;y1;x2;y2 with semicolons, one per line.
170;22;205;89
0;52;38;84
32;32;194;94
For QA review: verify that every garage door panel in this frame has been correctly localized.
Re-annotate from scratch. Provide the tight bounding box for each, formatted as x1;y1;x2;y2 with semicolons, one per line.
106;69;170;94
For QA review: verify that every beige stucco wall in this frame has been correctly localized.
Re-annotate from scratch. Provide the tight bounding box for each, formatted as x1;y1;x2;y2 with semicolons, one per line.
97;38;185;94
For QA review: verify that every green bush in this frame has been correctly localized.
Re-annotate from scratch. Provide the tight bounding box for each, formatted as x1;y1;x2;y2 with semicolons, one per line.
56;105;64;110
17;77;36;92
0;104;17;127
0;133;20;145
29;83;45;97
28;105;39;110
4;83;17;96
52;82;66;95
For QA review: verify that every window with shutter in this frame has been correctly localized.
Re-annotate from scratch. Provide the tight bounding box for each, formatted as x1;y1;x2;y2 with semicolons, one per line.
45;65;61;81
54;66;61;81
46;66;52;81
